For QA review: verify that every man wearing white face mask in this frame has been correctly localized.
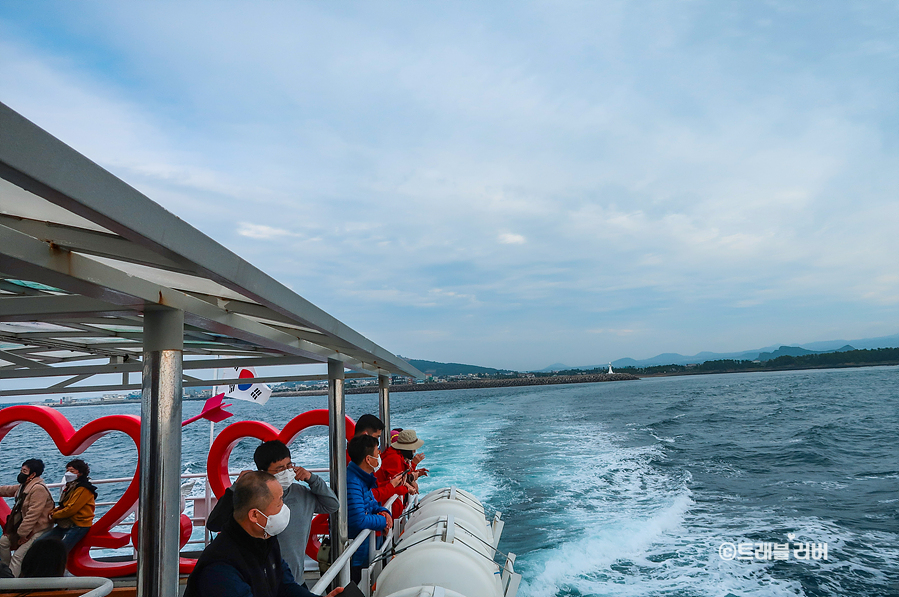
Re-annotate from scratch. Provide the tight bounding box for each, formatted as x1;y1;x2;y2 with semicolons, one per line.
346;435;392;584
207;440;339;580
185;471;343;597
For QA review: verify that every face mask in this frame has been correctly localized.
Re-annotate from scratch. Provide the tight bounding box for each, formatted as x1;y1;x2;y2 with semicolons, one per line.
369;456;382;472
17;473;29;485
274;469;294;491
64;471;78;483
255;503;290;537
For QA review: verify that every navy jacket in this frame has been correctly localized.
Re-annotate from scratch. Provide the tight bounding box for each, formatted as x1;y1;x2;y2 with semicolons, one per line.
346;461;388;567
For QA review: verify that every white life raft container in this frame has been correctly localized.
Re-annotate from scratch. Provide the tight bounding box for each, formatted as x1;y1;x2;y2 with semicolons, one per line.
407;487;504;547
374;487;520;597
376;587;468;597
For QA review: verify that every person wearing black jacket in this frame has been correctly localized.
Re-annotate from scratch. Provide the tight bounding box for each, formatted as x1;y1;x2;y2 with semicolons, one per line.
185;471;343;597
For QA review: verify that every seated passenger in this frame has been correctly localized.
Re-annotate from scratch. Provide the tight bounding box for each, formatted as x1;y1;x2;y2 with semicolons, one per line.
376;429;428;519
206;440;339;579
19;537;66;578
346;435;391;584
46;459;96;553
185;471;343;597
0;458;54;576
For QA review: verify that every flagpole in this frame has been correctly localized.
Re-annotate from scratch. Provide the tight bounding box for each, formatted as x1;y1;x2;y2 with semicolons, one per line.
205;357;219;545
210;357;219;453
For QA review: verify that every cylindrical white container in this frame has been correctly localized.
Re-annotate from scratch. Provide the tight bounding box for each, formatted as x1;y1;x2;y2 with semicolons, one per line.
398;515;495;560
373;541;501;597
406;500;493;544
377;586;469;597
417;487;484;515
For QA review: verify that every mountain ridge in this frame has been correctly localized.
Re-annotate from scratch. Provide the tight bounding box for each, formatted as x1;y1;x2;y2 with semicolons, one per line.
537;332;899;371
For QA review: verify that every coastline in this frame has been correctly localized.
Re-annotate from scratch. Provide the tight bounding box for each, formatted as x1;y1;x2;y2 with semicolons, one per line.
629;360;899;378
25;360;899;409
274;372;639;397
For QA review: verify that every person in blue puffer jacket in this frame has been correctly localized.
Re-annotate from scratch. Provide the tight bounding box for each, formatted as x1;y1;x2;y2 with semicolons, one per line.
346;434;392;584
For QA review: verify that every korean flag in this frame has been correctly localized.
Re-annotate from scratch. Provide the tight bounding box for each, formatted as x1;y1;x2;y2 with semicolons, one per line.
213;366;272;406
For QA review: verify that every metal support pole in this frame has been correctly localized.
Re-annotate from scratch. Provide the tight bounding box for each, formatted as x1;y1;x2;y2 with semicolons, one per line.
137;308;183;597
328;359;350;587
378;375;390;453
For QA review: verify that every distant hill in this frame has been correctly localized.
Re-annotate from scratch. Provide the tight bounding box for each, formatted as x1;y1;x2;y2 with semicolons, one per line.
403;358;503;376
536;362;572;372
756;344;855;361
563;332;899;370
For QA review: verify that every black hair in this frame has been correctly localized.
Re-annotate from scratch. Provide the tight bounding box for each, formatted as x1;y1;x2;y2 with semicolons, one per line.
66;459;89;478
253;440;291;472
233;471;276;518
354;414;384;436
398;449;415;460
20;538;67;577
22;459;44;477
347;435;379;465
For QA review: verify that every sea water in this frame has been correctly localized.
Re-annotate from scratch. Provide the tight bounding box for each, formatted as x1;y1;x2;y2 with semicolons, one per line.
1;366;897;596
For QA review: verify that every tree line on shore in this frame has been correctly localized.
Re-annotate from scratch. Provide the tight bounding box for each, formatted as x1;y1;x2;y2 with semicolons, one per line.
608;347;899;375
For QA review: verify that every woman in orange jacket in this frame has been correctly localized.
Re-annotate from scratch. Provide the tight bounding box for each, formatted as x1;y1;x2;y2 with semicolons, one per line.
44;459;97;553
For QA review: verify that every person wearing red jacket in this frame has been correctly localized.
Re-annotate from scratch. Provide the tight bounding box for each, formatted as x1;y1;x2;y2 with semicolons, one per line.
374;429;427;518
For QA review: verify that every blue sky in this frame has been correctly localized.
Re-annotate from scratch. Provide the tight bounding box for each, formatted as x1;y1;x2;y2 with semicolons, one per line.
1;2;897;371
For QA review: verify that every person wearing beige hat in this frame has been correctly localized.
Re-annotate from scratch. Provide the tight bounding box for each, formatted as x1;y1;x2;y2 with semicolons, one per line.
375;429;429;518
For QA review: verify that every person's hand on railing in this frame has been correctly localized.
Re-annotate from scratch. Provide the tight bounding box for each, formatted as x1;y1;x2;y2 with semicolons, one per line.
379;512;393;530
292;466;312;482
324;587;344;596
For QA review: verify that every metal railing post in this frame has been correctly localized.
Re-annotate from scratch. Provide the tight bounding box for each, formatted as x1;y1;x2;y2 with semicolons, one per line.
378;375;390;452
138;308;183;597
328;359;350;588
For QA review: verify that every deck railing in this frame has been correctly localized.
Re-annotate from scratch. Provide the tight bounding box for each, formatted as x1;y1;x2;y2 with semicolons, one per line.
43;468;331;551
0;577;113;597
310;493;404;596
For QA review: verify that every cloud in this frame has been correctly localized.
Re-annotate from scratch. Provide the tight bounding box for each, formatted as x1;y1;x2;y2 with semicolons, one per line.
1;3;897;369
498;233;526;245
237;223;298;240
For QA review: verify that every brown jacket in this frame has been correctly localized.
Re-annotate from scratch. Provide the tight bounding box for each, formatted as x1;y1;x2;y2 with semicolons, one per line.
0;477;54;539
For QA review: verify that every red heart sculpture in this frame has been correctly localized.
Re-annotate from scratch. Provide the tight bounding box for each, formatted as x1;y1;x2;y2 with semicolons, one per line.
130;514;193;551
0;405;142;576
206;408;355;560
0;405;200;576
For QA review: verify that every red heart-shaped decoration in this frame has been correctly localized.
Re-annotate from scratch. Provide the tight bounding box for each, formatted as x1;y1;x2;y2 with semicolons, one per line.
207;409;355;560
0;405;142;576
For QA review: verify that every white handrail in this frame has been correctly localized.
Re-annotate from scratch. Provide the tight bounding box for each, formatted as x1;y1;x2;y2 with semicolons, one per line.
310;526;371;594
310;494;400;595
0;576;113;596
42;468;331;489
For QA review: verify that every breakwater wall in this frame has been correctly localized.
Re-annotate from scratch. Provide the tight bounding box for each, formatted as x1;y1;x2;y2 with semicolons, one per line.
273;372;638;397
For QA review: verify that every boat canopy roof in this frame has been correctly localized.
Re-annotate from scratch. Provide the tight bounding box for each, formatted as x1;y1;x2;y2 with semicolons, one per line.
0;102;423;398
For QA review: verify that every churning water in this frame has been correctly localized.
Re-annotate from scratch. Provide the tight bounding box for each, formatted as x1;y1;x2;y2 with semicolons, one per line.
2;366;897;595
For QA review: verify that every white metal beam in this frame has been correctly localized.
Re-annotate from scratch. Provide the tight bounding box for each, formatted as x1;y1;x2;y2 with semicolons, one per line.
0;224;390;374
0;371;374;397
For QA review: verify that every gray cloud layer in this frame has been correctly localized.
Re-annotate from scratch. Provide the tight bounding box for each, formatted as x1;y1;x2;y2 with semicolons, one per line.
1;1;897;369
